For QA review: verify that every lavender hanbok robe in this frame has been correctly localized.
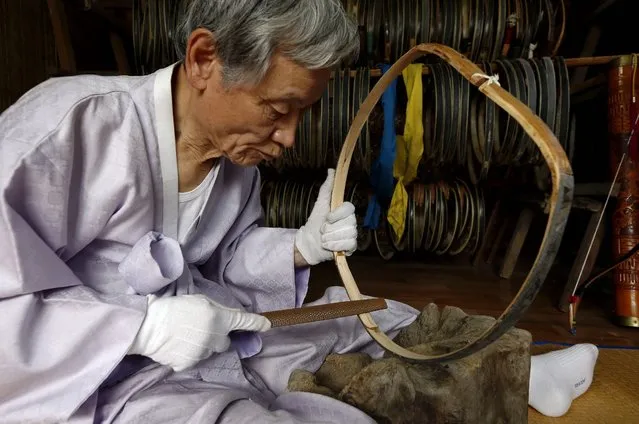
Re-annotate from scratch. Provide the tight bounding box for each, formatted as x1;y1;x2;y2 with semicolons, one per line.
0;63;419;424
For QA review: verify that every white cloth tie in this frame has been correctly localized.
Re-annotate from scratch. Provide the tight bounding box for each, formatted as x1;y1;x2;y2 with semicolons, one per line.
472;73;501;89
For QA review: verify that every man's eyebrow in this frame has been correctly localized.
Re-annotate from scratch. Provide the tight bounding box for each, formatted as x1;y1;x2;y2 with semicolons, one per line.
270;94;305;108
282;93;303;102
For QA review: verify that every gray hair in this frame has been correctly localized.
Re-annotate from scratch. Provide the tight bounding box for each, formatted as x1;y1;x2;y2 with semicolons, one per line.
174;0;359;87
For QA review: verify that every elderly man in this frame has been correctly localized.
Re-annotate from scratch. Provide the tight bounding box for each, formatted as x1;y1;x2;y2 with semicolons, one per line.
0;1;418;423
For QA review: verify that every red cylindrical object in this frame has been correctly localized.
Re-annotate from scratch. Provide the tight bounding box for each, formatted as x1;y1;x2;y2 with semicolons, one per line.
609;55;639;327
608;55;639;177
612;159;639;327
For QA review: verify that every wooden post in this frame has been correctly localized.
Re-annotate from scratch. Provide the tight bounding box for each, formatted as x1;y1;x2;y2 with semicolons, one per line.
499;208;536;279
46;0;76;74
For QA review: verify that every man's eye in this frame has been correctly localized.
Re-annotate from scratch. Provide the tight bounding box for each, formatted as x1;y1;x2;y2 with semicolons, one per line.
267;106;283;120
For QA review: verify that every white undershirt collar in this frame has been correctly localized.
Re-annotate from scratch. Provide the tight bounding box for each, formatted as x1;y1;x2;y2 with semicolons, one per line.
153;62;181;240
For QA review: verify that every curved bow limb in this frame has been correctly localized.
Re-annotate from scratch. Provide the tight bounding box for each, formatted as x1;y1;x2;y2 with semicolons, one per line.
331;43;574;363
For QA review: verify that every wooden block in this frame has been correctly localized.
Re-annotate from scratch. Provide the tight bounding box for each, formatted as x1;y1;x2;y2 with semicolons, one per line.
288;304;532;424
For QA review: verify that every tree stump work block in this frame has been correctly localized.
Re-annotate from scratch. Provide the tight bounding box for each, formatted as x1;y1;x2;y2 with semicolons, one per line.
287;304;532;424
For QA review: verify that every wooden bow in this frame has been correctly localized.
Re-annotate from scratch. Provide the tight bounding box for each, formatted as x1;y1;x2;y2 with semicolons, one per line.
331;43;574;362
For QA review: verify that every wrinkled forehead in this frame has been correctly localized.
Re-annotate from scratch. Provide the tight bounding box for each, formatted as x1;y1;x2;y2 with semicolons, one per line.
253;54;332;108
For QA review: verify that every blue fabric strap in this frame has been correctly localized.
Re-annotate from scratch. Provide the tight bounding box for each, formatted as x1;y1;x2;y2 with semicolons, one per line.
364;64;397;229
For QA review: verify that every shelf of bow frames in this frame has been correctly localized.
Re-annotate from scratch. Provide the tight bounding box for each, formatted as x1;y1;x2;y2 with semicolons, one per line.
125;0;584;263
258;0;576;263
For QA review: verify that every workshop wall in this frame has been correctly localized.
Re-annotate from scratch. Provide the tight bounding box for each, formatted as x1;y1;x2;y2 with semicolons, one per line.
0;0;58;112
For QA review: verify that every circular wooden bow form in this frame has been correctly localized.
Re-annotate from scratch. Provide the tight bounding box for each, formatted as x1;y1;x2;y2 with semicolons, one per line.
331;43;574;363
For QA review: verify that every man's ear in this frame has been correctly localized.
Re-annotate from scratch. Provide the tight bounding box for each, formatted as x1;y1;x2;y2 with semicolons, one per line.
184;28;219;91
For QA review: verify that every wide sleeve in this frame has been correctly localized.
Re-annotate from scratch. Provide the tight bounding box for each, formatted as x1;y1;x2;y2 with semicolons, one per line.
201;168;311;314
0;135;147;422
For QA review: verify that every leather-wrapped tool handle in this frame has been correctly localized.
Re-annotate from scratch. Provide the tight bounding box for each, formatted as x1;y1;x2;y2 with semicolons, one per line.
261;298;388;328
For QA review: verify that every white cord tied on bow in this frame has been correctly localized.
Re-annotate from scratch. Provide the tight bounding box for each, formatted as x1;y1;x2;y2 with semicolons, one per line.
472;72;501;89
528;43;538;59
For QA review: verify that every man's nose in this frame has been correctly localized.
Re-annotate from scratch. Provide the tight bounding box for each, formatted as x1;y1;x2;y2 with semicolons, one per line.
271;109;301;148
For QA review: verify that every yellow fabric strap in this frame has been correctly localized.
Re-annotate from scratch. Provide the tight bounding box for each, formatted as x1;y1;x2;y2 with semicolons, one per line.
387;64;424;240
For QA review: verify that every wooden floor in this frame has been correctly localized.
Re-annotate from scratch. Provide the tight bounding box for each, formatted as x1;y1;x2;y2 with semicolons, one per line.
306;255;639;348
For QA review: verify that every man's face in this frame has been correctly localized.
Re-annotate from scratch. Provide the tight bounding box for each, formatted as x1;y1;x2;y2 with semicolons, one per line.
195;53;331;167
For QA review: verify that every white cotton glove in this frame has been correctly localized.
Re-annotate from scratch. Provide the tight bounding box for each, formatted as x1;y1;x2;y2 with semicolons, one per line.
295;168;358;266
128;294;271;372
